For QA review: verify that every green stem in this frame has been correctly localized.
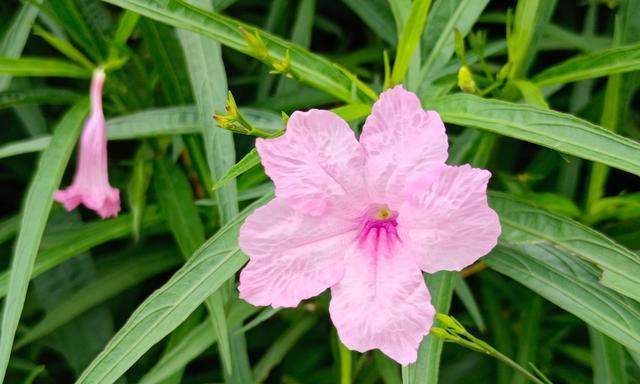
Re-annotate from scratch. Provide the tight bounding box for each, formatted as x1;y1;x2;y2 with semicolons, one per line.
490;349;546;384
338;341;352;384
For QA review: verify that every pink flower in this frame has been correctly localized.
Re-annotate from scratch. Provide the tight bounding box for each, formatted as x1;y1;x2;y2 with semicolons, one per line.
238;85;500;364
55;68;120;219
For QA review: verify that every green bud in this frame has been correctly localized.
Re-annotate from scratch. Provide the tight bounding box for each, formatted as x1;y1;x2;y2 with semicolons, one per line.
457;66;477;94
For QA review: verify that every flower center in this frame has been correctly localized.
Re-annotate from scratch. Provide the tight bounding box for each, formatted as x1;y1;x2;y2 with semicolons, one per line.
357;204;400;254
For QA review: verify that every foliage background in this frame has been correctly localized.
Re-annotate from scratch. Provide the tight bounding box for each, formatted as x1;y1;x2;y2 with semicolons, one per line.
0;0;639;383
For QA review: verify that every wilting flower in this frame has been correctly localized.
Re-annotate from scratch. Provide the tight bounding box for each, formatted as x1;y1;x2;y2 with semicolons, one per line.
238;85;500;364
55;68;120;218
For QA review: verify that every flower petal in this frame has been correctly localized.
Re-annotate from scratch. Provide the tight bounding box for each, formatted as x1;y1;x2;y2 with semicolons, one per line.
360;85;448;208
398;165;501;273
239;198;359;307
329;241;434;365
256;109;368;217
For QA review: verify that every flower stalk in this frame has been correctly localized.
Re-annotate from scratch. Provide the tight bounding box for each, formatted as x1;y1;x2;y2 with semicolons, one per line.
213;91;275;138
432;314;552;384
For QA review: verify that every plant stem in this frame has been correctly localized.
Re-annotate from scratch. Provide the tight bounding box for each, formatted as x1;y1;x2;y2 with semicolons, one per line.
490;349;546;384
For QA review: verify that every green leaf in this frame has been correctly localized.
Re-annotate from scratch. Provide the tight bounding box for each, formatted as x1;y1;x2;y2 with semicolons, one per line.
76;194;272;384
533;44;640;87
0;207;164;299
0;87;81;108
491;192;640;302
342;0;396;45
391;0;432;85
213;149;260;192
15;248;182;349
485;243;640;354
0;100;88;382
507;0;557;79
0;57;91;78
417;0;489;89
102;0;365;103
589;328;628;384
253;317;316;382
154;158;205;257
404;271;455;384
139;302;261;384
453;274;486;332
429;94;640;177
0;136;53;160
513;80;549;108
0;0;44;91
32;24;94;69
139;321;217;384
177;0;242;377
107;106;201;139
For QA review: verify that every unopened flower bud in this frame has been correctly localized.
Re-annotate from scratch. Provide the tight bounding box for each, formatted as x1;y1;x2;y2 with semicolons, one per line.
457;66;476;94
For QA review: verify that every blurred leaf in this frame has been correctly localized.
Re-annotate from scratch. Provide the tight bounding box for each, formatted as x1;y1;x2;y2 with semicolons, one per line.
453;274;486;332
0;136;53;160
128;143;154;241
32;24;94;69
512;297;543;384
0;0;44;91
76;194;272;384
342;0;396;45
254;317;316;383
417;0;489;88
154;158;205;258
139;303;261;384
391;0;431;85
486;243;640;357
507;0;557;79
0;88;81;108
102;0;365;103
16;248;181;349
0;207;164;298
430;94;640;177
589;328;628;384
533;44;640;87
0;57;91;78
404;271;455;383
0;100;88;382
47;0;106;61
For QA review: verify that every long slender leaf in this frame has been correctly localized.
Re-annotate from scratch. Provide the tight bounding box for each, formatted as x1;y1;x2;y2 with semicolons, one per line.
491;192;640;302
0;208;164;299
429;94;640;177
177;0;241;377
101;0;365;103
391;0;431;85
15;248;182;349
253;317;316;383
404;271;455;383
485;243;640;354
0;0;44;91
417;0;489;89
0;57;91;78
533;44;640;87
589;328;628;384
76;194;272;384
0;100;88;382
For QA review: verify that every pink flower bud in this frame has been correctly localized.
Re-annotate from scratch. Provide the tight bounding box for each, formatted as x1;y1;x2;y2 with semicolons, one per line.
55;68;120;219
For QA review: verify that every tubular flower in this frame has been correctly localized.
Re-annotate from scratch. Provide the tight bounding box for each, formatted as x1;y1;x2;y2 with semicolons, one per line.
55;68;120;219
238;85;500;364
